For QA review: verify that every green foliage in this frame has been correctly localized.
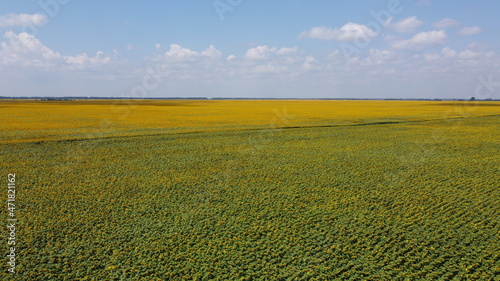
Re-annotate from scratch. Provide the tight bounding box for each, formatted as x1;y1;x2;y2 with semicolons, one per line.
1;115;499;280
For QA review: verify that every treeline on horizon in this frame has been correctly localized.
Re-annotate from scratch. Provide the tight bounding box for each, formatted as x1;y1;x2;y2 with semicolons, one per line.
0;96;498;101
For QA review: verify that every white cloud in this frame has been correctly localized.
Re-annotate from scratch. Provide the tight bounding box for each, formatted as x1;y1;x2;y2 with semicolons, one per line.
244;45;299;62
145;44;306;80
418;46;496;70
65;51;112;70
457;49;493;60
424;53;440;61
326;50;342;60
200;45;222;59
158;44;221;62
276;47;298;55
337;23;378;41
453;48;495;68
441;47;457;58
298;23;377;42
155;43;161;50
0;31;114;70
164;44;199;61
252;64;288;74
236;45;315;76
411;30;447;45
244;46;298;60
433;18;460;29
0;13;46;27
392;30;447;50
466;42;488;51
0;31;62;67
298;26;337;40
457;50;479;60
244;45;276;60
458;26;482;35
389;16;424;33
145;44;226;82
365;49;397;65
303;55;319;71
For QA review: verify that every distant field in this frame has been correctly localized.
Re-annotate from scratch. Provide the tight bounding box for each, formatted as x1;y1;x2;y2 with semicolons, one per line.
1;100;499;280
1;99;500;143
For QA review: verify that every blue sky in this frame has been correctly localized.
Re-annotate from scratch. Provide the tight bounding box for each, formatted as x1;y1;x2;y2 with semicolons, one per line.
1;0;499;99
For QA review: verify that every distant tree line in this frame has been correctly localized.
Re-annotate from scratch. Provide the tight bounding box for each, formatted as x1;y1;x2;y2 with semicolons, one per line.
0;96;498;101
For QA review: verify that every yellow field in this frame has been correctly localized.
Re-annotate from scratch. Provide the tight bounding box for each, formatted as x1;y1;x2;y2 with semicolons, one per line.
1;99;499;144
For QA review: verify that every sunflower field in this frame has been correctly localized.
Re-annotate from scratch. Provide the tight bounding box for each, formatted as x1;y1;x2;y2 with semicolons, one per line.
1;100;499;280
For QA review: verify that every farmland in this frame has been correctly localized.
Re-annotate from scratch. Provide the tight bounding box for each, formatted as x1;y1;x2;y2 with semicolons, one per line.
1;100;500;280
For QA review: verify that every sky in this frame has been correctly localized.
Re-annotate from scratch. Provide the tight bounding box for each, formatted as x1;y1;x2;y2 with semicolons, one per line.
1;0;500;99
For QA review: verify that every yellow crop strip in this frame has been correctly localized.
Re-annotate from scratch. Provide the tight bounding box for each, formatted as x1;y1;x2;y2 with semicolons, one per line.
1;99;499;143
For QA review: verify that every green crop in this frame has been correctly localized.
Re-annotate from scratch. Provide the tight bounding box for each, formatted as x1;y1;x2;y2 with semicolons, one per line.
1;101;499;280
